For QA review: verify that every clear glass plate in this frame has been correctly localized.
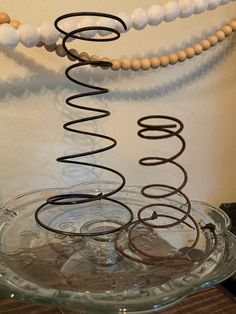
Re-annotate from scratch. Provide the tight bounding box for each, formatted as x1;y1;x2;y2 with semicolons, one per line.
0;181;235;313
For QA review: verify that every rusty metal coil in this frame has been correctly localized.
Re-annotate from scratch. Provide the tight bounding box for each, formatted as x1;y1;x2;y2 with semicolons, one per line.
34;12;134;237
114;116;202;263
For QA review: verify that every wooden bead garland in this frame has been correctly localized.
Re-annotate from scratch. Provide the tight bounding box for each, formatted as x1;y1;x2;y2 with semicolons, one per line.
48;18;236;71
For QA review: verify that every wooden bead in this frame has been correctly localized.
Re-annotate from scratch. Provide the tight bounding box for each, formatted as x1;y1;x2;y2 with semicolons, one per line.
36;41;44;48
222;25;232;36
199;39;210;50
185;47;195;58
168;53;178;65
79;51;90;61
0;12;10;24
229;20;236;31
208;35;218;46
215;30;225;42
177;50;187;62
90;54;100;67
44;43;56;52
101;57;111;69
10;19;20;29
90;54;100;62
141;58;151;70
131;59;141;71
193;43;203;55
111;59;121;71
68;48;79;61
160;55;169;67
56;44;67;57
150;57;160;68
121;58;131;70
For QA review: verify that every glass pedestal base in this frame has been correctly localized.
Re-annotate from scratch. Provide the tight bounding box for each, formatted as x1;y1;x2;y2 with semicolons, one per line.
0;181;235;313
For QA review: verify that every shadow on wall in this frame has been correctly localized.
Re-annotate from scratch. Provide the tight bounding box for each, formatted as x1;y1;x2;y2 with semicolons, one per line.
0;32;236;205
0;32;235;102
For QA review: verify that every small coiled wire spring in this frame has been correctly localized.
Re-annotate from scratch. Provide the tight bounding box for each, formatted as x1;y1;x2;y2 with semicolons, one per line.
137;115;192;228
115;116;217;264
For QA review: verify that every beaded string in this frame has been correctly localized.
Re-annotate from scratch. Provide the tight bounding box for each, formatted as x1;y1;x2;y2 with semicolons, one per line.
0;12;236;71
0;0;235;47
48;18;236;71
0;11;20;29
0;12;59;48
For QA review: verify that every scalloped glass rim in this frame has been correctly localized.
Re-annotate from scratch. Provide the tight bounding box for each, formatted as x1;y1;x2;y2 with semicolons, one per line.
0;182;236;314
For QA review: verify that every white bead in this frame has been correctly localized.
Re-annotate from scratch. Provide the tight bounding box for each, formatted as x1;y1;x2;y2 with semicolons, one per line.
147;5;164;26
116;12;132;33
18;24;39;47
208;0;221;10
163;1;180;22
97;17;116;36
0;24;19;48
178;0;195;18
39;21;60;45
131;8;148;30
59;19;77;41
194;0;209;14
80;17;97;38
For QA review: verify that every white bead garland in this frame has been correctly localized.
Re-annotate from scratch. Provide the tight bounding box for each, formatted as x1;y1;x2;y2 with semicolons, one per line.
147;5;164;26
178;0;195;18
40;21;60;45
116;12;132;33
18;24;40;48
59;19;78;43
163;1;180;22
131;8;148;30
194;0;209;14
0;0;234;48
97;17;115;36
81;17;98;38
0;23;18;48
208;0;222;10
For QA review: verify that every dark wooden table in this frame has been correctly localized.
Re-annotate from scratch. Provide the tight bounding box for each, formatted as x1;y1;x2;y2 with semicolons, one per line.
0;286;235;313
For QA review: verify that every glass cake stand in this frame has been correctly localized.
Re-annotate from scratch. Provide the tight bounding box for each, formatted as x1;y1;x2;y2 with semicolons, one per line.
0;181;236;313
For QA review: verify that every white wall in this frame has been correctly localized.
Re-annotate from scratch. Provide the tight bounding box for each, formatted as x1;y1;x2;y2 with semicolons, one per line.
1;1;236;206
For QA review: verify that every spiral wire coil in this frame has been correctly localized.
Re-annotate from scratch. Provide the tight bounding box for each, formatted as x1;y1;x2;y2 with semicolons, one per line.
137;115;193;228
115;115;217;264
35;12;134;237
